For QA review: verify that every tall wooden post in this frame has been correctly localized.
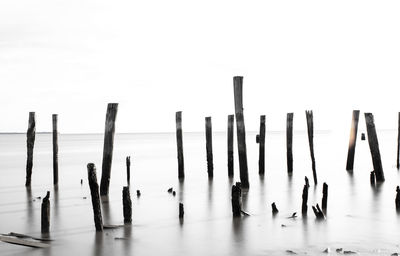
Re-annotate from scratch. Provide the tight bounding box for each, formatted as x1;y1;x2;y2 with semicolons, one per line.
346;110;360;171
286;113;294;174
41;191;50;233
52;114;59;185
322;182;328;211
397;113;400;169
305;110;318;185
122;186;132;223
258;115;266;175
25;112;36;187
87;163;103;231
126;156;131;186
364;113;385;182
100;103;118;196
205;117;213;178
176;111;184;180
233;76;249;188
227;115;234;177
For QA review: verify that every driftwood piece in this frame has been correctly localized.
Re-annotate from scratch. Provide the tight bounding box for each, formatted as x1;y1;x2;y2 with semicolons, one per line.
52;114;59;185
258;115;266;175
205;117;213;178
364;113;385;182
122;186;132;223
0;236;50;248
87;163;103;231
41;191;50;233
231;182;242;217
25;112;36;187
227;115;234;177
301;177;310;215
2;232;53;242
286;113;294;174
176;111;185;179
346;110;360;171
305;110;318;185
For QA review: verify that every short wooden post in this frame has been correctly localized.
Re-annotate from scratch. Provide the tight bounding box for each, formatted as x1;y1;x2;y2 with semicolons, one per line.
41;191;50;233
100;103;118;196
361;133;366;140
52;114;59;185
301;176;310;215
271;202;279;215
322;182;328;211
370;171;376;185
179;203;184;218
305;110;318;185
227;115;234;177
122;186;132;223
286;113;294;174
176;111;184;180
346;110;360;171
258;115;266;175
364;113;385;182
231;182;242;217
311;204;325;220
233;76;249;188
126;156;131;186
205;117;214;178
87;163;103;231
397;113;400;169
396;186;400;211
25;112;36;187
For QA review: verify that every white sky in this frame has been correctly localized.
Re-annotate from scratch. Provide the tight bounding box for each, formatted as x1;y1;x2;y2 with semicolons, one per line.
0;0;400;133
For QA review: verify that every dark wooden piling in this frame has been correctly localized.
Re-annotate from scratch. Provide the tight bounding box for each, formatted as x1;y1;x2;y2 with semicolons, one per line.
258;115;266;175
52;114;59;186
179;203;184;218
271;202;279;215
286;113;294;174
301;177;310;215
100;103;118;196
126;156;131;186
87;163;103;231
41;191;50;233
122;186;132;223
346;110;360;171
364;113;385;182
305;110;318;185
396;186;400;210
176;111;185;180
25;112;36;187
322;182;328;211
233;76;249;188
370;171;376;185
205;117;214;178
312;204;325;220
231;182;242;217
397;113;400;169
227;115;234;177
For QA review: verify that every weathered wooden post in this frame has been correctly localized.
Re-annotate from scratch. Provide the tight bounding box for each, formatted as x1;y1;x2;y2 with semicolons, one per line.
286;113;294;174
305;110;318;185
99;103;118;196
258;115;266;175
52;114;59;186
271;202;279;215
370;171;376;185
322;182;328;211
122;186;132;223
126;156;131;186
233;76;249;188
41;191;50;233
205;117;214;178
176;111;185;180
179;203;184;218
364;113;385;182
396;186;400;211
227;115;234;177
25;112;36;187
231;182;242;217
87;163;103;231
312;204;325;219
346;110;360;171
301;176;310;215
397;113;400;169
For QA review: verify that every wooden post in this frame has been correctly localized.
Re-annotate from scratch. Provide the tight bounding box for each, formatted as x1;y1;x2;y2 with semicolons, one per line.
258;115;266;175
179;203;184;218
52;114;59;186
396;186;400;211
286;113;294;174
301;176;310;215
346;110;360;171
126;156;131;186
233;76;249;188
87;163;103;231
41;191;50;233
231;182;242;217
322;182;328;211
227;115;234;177
370;171;376;185
25;112;36;187
99;103;118;196
312;204;325;219
305;110;318;185
176;111;184;180
271;202;279;215
122;186;132;223
364;113;385;182
397;113;400;169
205;117;214;178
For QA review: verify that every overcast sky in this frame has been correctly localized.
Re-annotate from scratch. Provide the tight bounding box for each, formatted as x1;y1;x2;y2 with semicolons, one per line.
0;0;399;133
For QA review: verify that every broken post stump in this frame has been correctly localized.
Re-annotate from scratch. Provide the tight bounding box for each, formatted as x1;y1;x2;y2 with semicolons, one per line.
25;112;36;187
227;115;234;177
258;115;266;175
361;133;366;140
231;182;242;217
364;113;385;182
122;186;132;223
305;110;318;185
286;113;294;174
52;114;59;186
205;117;214;178
176;111;185;180
100;103;118;196
322;182;328;211
397;113;400;169
87;163;103;231
233;76;249;188
41;191;50;233
126;156;131;186
396;186;400;211
370;171;376;185
302;176;310;215
272;202;279;215
312;204;325;220
346;110;360;171
179;203;184;218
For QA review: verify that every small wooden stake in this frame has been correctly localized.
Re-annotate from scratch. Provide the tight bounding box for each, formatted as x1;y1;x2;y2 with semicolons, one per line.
231;182;242;217
176;111;185;180
397;113;400;169
346;110;360;171
233;76;249;188
322;182;328;211
370;171;376;185
87;163;103;231
179;203;184;218
52;114;59;186
271;202;279;215
301;176;310;215
258;115;266;175
122;186;132;223
25;112;36;187
364;113;385;182
126;156;131;186
286;113;294;174
41;191;50;233
100;103;118;196
227;115;234;177
305;110;318;185
205;117;214;178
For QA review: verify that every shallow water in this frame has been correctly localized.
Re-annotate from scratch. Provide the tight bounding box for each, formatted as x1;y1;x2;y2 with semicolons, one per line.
0;130;400;255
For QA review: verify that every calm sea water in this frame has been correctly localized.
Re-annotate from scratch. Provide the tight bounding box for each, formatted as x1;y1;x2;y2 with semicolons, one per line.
0;130;400;255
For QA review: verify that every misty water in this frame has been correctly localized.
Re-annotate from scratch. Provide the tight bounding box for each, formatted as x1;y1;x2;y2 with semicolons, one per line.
1;130;400;255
